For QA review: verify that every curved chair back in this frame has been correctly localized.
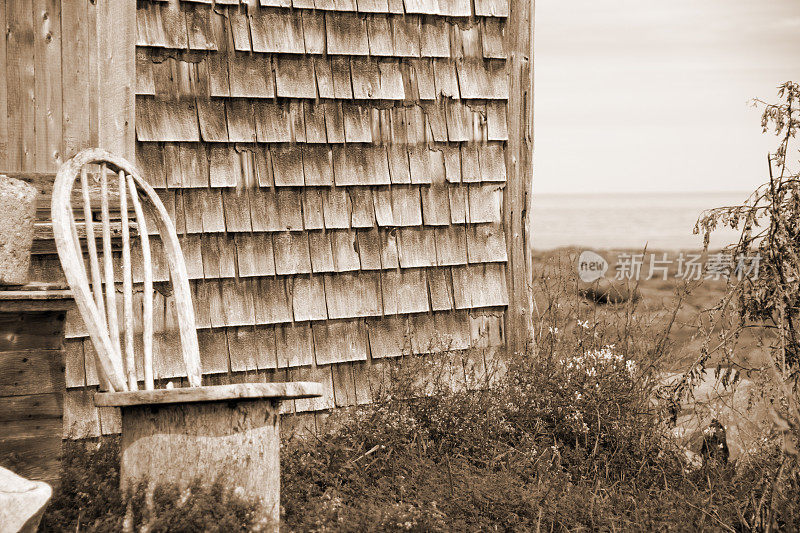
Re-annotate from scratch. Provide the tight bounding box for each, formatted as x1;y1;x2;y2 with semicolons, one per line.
51;149;202;391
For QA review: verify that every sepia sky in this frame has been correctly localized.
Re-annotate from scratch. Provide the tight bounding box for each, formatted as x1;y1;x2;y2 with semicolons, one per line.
533;0;800;194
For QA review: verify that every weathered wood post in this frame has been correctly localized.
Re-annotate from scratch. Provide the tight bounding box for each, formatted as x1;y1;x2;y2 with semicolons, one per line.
95;382;322;531
504;0;536;354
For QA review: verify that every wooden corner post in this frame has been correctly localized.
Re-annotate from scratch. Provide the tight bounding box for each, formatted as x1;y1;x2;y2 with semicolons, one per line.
504;0;535;354
61;0;136;163
94;0;136;160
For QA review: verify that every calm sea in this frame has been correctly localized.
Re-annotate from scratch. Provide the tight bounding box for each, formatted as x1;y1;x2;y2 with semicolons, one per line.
532;191;752;251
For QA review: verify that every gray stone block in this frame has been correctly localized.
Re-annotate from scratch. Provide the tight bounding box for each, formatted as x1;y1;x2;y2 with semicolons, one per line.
0;175;37;286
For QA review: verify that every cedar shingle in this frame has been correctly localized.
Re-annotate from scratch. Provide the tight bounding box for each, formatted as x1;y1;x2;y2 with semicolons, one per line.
228;53;275;98
249;7;305;53
198;189;226;232
331;230;361;272
290;276;328;321
478;143;507;182
302;145;335;186
403;0;439;15
136;51;156;95
350;58;381;100
208;145;239;187
428;268;454;310
313;320;368;364
421;183;451;225
377;60;405;100
255;277;293;324
273;232;313;274
398;227;436;267
271;145;305;187
432;59;459;99
235;233;276;277
367;315;409;358
474;0;509;17
227;327;259;373
253;101;292;143
391;185;423;226
137;142;167;188
302;11;326;53
453;23;482;58
185;4;218;50
366;15;394;56
304;102;328;143
222;188;253;231
314;58;336;98
220;278;256;326
379;228;400;268
303;188;326;230
197;99;229;142
448;184;468;224
275;324;315;369
460;143;480;182
357;0;390;12
421;16;450;57
225;100;257;142
372;187;395;226
204;52;231;97
350;188;377;227
137;2;167;47
357;228;382;269
254;326;278;369
323;187;350;229
487;58;509;99
468;184;502;223
228;6;252;51
410;58;436;100
289;101;307;143
135;97;200;142
160;1;189;49
466;223;507;263
342;104;373;142
275;56;317;99
330;363;357;407
249;189;281;231
181;143;209;187
326;13;369;55
322;100;346;143
395;268;429;314
445;100;470;142
435;225;467;265
324;273;380;318
482;18;506;58
330;57;354;99
437;0;470;16
392;15;421;57
486;101;508;141
308;231;336;272
452;263;508;308
276;189;305;230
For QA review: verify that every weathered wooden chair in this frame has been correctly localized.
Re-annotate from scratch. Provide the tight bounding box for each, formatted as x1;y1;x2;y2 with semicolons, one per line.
51;148;321;529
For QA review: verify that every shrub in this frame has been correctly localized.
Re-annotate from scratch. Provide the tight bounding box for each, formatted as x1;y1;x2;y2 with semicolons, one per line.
40;438;258;532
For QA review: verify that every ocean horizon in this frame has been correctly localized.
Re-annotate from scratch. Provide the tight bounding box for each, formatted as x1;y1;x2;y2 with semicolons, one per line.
532;190;752;251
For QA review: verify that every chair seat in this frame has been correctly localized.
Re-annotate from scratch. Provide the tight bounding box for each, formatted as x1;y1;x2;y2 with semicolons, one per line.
94;382;322;407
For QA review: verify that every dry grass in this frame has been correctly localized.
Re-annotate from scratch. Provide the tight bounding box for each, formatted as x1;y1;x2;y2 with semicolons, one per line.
40;248;798;531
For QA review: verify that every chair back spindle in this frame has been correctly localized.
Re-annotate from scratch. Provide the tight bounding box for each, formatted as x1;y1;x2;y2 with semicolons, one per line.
52;149;202;392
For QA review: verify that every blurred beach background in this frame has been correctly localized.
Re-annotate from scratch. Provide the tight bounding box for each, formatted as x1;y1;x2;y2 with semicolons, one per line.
532;191;749;251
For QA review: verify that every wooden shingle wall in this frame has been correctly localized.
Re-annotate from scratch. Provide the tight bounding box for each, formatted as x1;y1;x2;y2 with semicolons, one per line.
51;0;512;437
